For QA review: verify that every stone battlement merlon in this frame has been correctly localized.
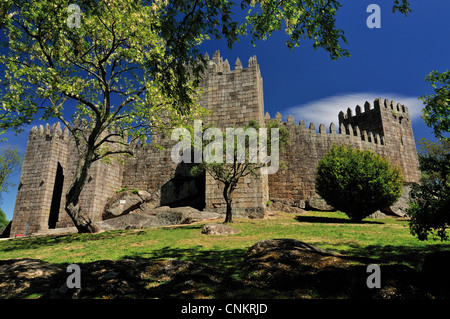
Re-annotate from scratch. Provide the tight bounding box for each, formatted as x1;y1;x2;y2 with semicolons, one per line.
204;50;259;74
29;122;69;141
339;97;410;122
264;110;385;146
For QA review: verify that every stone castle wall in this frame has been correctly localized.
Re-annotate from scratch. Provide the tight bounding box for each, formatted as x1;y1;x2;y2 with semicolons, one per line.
267;97;420;208
9;51;420;236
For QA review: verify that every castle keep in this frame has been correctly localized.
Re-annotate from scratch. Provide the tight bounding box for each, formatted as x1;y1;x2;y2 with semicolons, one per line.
10;51;420;237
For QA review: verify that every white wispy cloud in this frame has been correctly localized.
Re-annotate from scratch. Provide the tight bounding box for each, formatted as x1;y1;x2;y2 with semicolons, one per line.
279;92;423;128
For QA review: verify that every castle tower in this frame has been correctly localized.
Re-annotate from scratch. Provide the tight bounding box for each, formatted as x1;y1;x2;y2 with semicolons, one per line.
55;131;124;228
10;123;70;236
10;124;124;236
339;97;420;183
121;51;269;217
199;51;268;217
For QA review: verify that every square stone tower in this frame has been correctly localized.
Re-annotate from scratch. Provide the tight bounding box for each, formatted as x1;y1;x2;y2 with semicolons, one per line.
198;51;268;218
339;98;420;184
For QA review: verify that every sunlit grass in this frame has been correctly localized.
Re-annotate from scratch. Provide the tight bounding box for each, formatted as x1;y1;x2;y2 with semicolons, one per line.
1;211;449;271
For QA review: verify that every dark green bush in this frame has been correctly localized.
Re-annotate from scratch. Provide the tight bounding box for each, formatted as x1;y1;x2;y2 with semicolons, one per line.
408;138;450;241
316;144;403;222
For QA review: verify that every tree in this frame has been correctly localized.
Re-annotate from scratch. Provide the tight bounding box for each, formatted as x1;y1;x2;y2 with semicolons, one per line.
0;207;8;228
408;139;450;241
420;70;450;140
0;145;21;201
191;119;289;223
0;0;411;233
0;0;211;233
0;145;20;230
408;68;450;241
316;144;403;222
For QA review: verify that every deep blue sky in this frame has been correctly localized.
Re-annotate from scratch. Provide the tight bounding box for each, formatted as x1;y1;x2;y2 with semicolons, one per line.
2;0;450;221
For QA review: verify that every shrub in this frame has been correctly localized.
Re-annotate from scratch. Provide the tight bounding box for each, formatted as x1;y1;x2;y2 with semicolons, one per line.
408;138;450;241
0;208;8;228
316;144;403;222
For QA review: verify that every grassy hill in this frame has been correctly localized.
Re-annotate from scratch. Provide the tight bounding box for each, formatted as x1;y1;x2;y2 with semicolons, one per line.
1;211;449;299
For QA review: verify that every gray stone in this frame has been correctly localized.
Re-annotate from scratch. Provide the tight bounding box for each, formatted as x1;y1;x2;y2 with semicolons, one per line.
103;189;161;220
181;211;222;224
367;210;387;219
267;201;306;214
103;191;143;220
382;185;412;217
201;223;240;236
0;258;63;298
97;212;154;230
306;194;334;211
98;207;221;231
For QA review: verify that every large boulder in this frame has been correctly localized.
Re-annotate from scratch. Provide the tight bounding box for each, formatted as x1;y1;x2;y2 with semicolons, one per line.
98;206;221;231
103;191;143;220
201;223;241;236
267;201;306;214
305;194;334;211
243;239;349;281
381;185;413;217
103;190;160;220
0;258;231;299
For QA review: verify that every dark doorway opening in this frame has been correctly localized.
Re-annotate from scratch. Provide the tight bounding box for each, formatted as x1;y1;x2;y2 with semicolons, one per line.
161;163;206;210
49;163;64;229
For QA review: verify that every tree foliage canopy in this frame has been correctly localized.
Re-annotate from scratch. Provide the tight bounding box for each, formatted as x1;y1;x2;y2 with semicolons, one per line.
0;207;8;228
0;145;21;197
191;119;289;223
407;67;450;241
420;70;450;141
408;139;450;241
316;144;403;222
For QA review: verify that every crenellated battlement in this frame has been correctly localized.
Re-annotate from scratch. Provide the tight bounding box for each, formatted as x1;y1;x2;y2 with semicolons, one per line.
203;50;259;75
339;97;410;123
264;106;385;147
29;122;69;141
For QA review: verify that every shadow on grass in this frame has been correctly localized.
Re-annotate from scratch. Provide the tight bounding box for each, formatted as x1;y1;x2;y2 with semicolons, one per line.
121;246;251;298
295;215;384;225
346;243;450;269
122;246;247;276
2;239;450;299
0;230;131;253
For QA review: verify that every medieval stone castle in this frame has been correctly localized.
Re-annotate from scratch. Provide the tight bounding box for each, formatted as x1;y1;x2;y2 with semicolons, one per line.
9;51;421;237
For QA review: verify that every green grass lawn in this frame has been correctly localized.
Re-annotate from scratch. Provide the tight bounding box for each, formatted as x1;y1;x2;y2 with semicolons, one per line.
1;211;449;273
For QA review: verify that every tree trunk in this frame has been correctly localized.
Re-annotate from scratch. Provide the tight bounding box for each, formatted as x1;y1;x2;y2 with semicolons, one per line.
223;182;235;223
65;148;102;233
224;198;233;223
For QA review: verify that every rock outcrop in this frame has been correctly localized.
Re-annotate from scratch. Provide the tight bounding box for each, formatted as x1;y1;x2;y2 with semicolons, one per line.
98;206;221;231
103;190;160;220
201;223;241;236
